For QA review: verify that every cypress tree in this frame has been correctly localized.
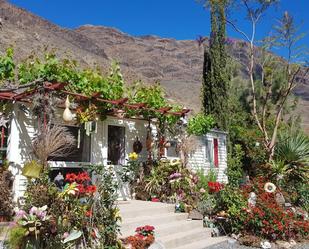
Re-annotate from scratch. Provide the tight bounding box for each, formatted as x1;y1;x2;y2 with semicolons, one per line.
202;0;229;130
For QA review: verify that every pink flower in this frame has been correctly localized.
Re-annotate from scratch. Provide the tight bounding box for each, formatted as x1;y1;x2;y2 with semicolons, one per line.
62;232;69;239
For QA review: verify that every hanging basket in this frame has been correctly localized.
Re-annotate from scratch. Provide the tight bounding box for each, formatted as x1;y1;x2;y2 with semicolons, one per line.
22;160;43;179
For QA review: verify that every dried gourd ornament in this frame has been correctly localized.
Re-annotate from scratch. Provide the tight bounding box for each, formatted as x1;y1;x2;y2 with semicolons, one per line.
63;96;73;122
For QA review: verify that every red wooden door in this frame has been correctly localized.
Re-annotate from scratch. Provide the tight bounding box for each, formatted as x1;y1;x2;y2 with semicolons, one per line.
213;138;219;167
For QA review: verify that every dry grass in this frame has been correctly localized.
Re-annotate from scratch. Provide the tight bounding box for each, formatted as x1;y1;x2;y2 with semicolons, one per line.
32;125;76;168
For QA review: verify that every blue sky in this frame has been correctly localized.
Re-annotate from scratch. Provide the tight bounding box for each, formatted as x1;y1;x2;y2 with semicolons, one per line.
9;0;309;58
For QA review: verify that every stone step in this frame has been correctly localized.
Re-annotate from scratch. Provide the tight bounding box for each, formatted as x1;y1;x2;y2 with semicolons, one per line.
120;212;188;237
119;201;226;249
172;236;228;249
119;201;175;219
159;227;212;249
155;219;203;238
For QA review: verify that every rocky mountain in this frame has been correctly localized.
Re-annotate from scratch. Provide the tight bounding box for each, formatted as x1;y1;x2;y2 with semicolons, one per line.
0;0;308;132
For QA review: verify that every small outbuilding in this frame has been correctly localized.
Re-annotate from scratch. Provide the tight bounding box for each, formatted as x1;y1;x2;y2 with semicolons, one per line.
0;82;228;201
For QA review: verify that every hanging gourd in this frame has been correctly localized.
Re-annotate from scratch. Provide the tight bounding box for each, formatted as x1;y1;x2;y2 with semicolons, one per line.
133;137;143;154
63;96;73;122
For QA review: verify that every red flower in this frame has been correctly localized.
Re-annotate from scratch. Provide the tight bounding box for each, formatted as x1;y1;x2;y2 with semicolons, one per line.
77;172;91;183
85;210;92;217
65;173;77;182
77;184;85;194
86;185;97;194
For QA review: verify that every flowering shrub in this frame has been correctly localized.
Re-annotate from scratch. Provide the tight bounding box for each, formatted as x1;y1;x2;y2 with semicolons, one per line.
64;172;97;196
231;177;309;241
135;225;155;237
208;181;224;193
9;167;121;249
15;205;50;238
143;159;199;207
123;226;155;249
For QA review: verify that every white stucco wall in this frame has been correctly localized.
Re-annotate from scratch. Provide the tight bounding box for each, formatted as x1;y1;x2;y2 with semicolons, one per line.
6;104;151;200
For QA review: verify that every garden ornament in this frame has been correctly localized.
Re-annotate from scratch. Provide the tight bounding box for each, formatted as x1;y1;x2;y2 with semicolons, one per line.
203;216;215;228
275;192;285;206
211;227;220;237
264;182;276;193
133;137;143;153
54;172;64;190
248;192;257;207
261;241;272;249
63;96;73;122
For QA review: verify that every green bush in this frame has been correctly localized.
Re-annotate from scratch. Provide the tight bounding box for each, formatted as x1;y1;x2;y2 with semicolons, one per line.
196;168;217;192
187;113;214;136
227;144;244;187
8;226;27;249
214;186;247;233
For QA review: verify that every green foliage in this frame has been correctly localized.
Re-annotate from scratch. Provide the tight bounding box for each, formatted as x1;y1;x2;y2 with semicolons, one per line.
274;131;309;183
8;226;27;249
202;0;229;129
89;165;121;247
196;168;217;191
126;82;168;119
214;186;247;232
197;195;216;216
294;183;309;212
0;48;15;82
21;167;121;248
187;113;214;136
18;53;79;84
119;160;141;184
2;50;181;126
143;159;199;206
227;144;244;187
128;82;166;109
23;171;59;212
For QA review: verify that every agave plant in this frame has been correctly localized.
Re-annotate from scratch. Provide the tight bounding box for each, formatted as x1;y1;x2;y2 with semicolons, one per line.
273;131;309;183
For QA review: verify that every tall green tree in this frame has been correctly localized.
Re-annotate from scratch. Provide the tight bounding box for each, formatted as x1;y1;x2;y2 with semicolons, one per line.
202;0;229;130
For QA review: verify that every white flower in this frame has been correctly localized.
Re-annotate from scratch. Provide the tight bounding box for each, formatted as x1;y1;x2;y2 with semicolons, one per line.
264;182;276;193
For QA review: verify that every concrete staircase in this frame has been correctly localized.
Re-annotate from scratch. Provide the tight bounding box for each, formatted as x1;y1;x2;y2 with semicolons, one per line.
119;200;227;249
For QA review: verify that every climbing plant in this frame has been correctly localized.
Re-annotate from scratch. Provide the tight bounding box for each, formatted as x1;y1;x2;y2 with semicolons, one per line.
0;49;181;124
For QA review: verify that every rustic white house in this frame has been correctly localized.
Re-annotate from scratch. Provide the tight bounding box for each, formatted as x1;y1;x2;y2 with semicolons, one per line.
4;102;227;201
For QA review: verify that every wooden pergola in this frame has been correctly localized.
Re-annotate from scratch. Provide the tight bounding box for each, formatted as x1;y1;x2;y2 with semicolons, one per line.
0;81;190;117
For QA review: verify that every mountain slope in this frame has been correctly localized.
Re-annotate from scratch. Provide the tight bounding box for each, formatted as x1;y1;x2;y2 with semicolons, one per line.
0;0;308;132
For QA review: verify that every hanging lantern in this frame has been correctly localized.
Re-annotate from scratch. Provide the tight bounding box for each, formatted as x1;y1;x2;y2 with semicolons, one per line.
63;96;73;122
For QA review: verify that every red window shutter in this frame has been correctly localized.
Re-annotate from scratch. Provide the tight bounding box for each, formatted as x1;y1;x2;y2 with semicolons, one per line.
213;138;219;167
